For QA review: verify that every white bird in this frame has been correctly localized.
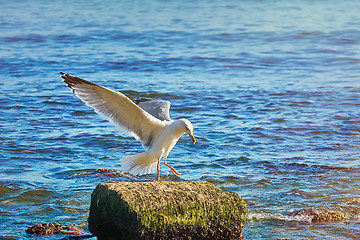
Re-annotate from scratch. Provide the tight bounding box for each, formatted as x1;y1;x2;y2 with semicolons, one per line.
60;72;196;181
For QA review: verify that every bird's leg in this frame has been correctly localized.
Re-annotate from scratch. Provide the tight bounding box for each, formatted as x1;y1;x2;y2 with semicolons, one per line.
156;159;160;181
164;156;182;175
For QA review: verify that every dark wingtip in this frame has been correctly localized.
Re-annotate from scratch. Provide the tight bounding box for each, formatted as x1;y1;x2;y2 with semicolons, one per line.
60;71;75;89
59;72;97;91
60;71;67;80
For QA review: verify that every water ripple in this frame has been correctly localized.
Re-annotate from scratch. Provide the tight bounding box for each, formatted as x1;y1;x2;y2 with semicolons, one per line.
1;0;360;239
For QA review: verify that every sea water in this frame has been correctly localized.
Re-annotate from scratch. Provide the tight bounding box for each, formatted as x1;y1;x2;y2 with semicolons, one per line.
1;0;359;239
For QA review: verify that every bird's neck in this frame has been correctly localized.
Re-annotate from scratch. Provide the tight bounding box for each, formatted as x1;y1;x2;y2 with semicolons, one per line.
170;120;185;137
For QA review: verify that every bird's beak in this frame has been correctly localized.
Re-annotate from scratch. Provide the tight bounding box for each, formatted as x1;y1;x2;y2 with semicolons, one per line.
189;134;196;144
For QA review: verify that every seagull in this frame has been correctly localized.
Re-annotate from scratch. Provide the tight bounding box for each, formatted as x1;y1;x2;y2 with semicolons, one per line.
60;72;196;181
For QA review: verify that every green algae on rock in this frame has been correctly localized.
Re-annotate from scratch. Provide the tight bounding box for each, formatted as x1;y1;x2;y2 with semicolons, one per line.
88;181;247;239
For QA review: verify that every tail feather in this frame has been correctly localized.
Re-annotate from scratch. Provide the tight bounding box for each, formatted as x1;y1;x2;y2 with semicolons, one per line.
120;151;158;176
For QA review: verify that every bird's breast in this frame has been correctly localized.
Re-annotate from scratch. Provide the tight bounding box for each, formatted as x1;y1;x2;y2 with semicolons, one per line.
149;127;184;156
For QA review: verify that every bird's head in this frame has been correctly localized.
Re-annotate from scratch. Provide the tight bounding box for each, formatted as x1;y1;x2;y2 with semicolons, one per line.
179;119;196;144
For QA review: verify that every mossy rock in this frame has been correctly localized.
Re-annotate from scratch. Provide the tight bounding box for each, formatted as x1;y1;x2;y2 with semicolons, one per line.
88;181;247;239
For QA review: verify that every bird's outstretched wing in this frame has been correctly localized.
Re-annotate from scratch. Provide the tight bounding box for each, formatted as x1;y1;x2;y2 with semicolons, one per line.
60;72;166;147
135;99;171;121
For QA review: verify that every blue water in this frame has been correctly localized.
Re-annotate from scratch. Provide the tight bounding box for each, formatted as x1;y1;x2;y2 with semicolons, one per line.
1;0;360;239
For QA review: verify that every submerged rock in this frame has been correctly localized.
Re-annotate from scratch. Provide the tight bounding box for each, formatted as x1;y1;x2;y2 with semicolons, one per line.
26;222;82;235
71;168;137;179
289;204;360;223
88;181;247;240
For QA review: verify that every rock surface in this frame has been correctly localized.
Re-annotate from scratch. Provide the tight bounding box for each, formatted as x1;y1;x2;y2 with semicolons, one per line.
88;181;247;240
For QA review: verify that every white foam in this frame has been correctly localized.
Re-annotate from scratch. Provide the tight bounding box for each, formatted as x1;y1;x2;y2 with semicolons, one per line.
247;212;313;223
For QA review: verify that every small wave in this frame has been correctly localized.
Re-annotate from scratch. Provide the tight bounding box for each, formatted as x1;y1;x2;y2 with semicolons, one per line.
1;188;58;206
217;156;250;166
3;34;45;43
54;34;94;43
41;100;69;105
283;188;321;198
312;165;357;171
72;110;94;116
247;212;312;223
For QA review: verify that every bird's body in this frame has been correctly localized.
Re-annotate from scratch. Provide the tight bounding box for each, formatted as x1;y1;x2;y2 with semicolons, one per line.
60;72;195;180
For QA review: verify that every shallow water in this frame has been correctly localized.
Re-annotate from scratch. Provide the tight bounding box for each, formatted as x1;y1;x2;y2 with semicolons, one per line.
1;0;360;239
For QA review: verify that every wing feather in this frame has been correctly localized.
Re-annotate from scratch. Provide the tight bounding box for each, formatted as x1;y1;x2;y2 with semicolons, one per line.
135;99;171;121
60;72;166;147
